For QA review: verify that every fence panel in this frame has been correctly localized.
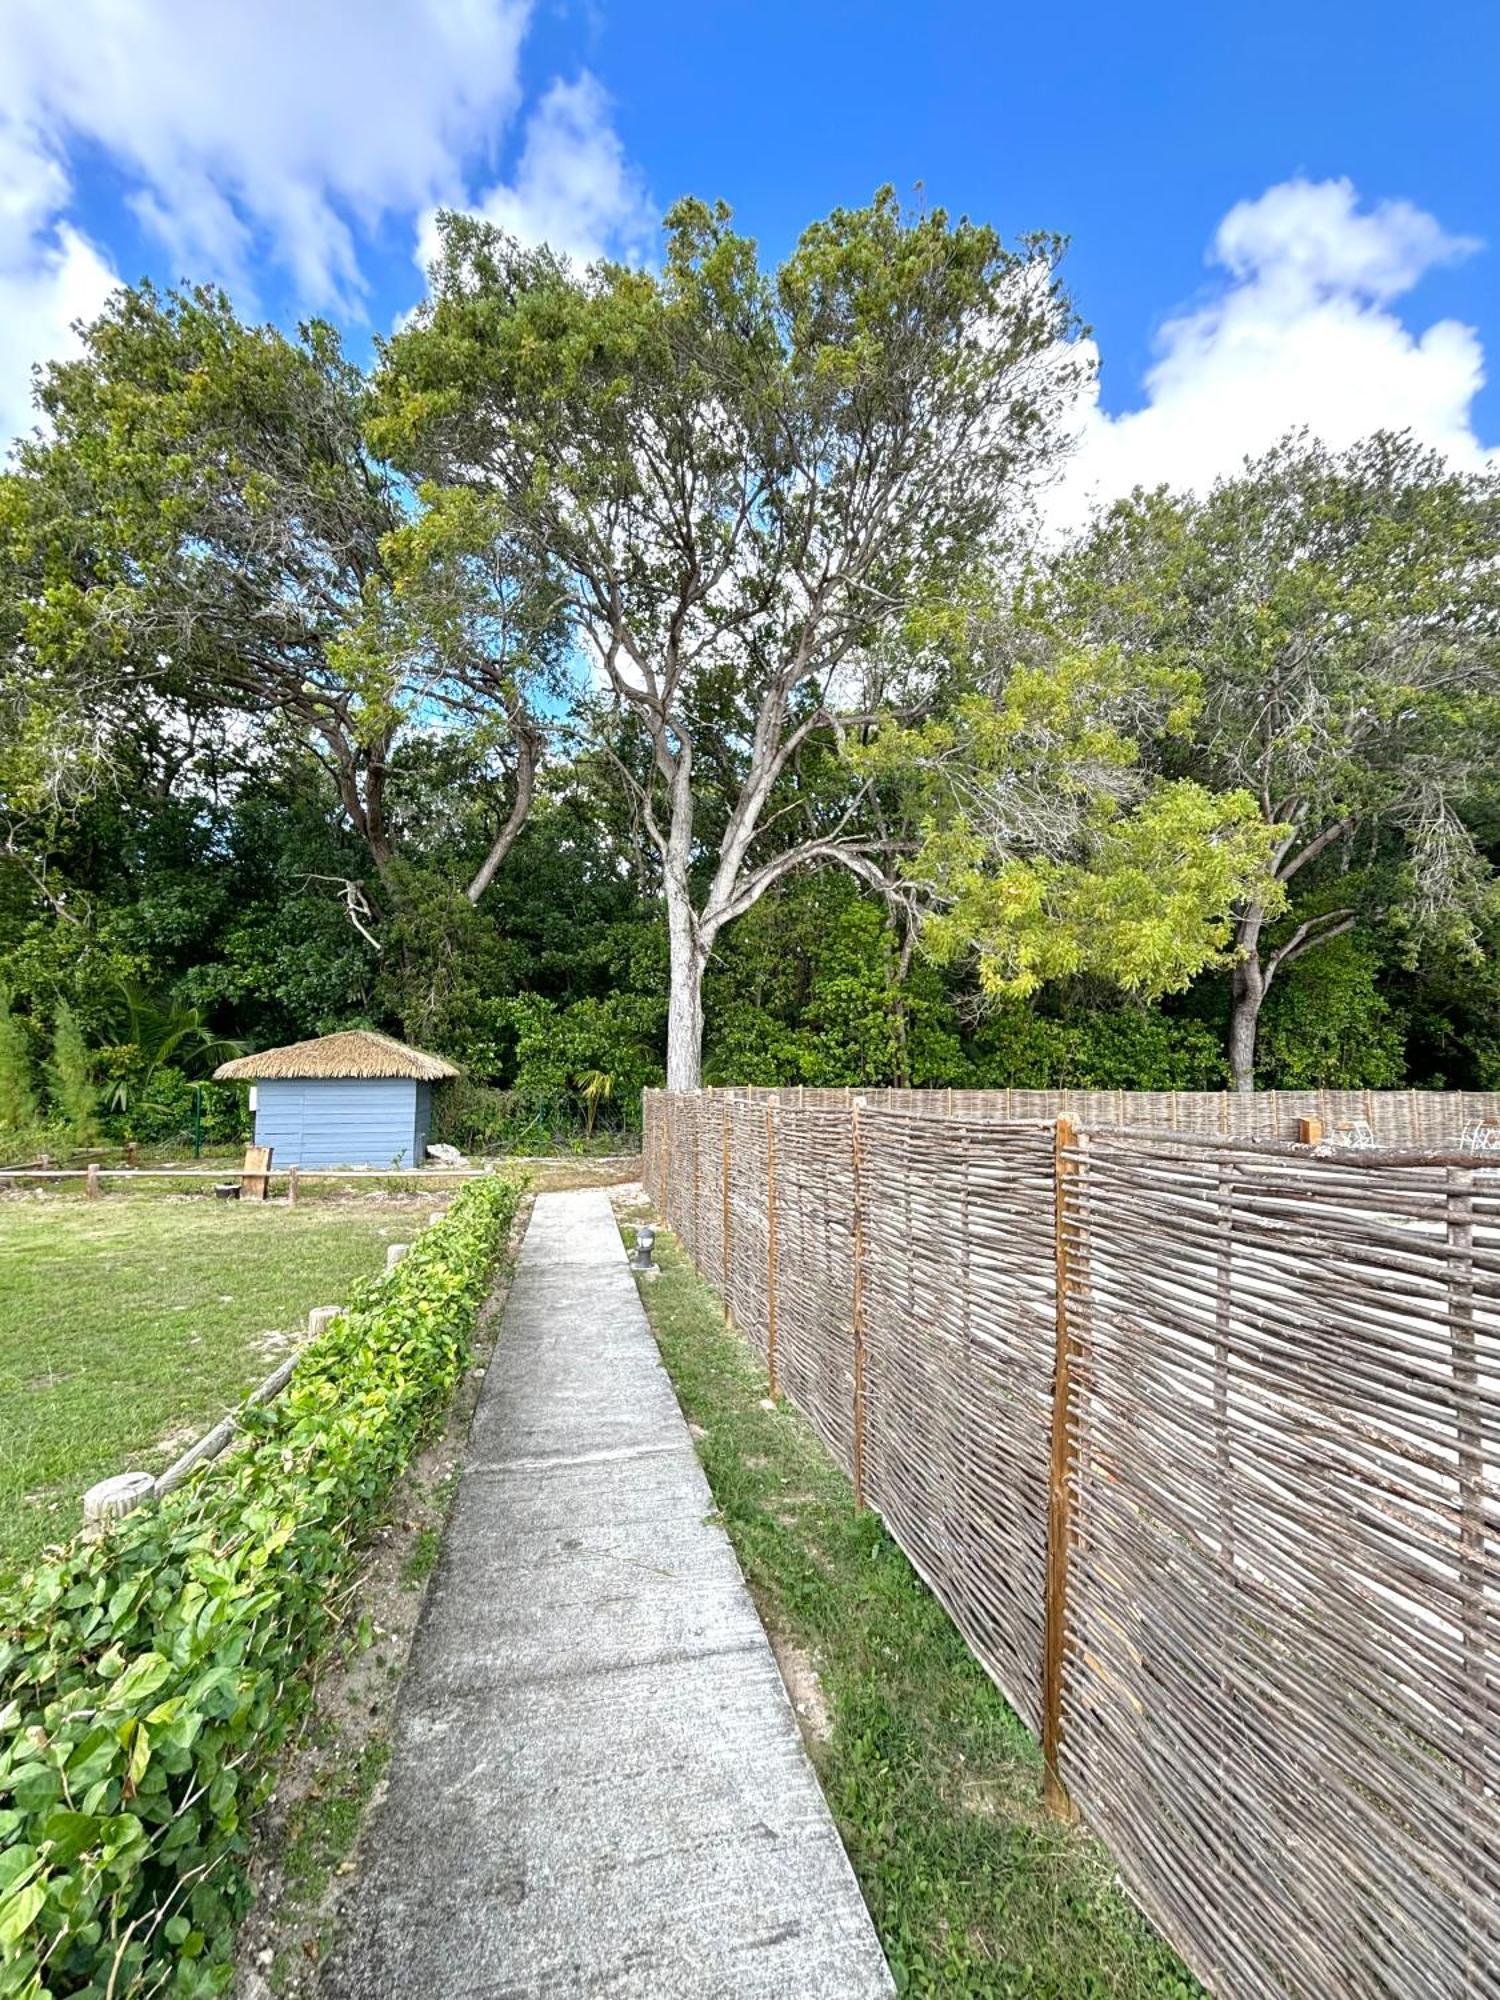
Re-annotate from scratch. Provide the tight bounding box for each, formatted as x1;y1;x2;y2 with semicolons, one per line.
1061;1131;1500;1999
644;1088;1500;2000
724;1097;773;1357
861;1110;1057;1730
658;1085;1500;1148
773;1105;859;1477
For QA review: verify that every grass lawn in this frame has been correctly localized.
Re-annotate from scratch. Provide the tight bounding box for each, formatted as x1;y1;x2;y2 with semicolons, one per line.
628;1220;1199;2000
0;1193;420;1578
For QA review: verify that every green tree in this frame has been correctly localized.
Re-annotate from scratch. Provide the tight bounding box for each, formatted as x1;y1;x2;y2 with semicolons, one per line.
858;629;1280;1016
48;1000;101;1146
101;983;246;1129
1052;432;1500;1088
1;282;560;942
0;992;39;1138
377;189;1088;1088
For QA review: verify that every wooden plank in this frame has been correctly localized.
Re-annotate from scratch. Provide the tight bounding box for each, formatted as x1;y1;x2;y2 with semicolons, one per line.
850;1099;868;1512
766;1106;781;1399
241;1143;272;1201
722;1099;734;1326
1042;1115;1081;1820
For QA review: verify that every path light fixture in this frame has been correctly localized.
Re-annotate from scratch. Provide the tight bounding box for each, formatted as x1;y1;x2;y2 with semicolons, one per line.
629;1224;657;1271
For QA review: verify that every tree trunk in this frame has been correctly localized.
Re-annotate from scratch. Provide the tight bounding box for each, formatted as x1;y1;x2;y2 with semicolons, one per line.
1228;915;1266;1093
664;885;706;1092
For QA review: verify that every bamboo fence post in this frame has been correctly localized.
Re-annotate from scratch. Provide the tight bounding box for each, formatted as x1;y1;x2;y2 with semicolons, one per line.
765;1106;781;1398
721;1098;734;1324
1446;1166;1486;1800
850;1097;868;1512
1043;1114;1083;1819
690;1094;701;1258
1213;1156;1240;1871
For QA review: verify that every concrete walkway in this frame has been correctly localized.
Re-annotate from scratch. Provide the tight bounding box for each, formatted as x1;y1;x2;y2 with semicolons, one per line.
323;1188;894;1999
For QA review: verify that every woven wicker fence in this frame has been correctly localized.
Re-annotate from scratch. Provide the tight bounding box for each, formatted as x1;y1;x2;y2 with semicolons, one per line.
642;1087;1500;2000
674;1082;1500;1145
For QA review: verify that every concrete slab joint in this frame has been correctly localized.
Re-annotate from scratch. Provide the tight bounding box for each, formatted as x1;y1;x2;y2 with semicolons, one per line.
323;1186;893;1999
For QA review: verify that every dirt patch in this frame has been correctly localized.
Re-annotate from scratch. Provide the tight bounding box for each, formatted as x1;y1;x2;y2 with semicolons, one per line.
231;1196;532;1999
768;1629;833;1748
527;1156;644;1193
148;1421;202;1464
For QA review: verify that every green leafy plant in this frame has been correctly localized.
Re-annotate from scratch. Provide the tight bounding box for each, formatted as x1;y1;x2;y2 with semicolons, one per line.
46;1005;100;1150
101;986;246;1132
576;1070;613;1140
0;1172;522;1997
0;996;39;1144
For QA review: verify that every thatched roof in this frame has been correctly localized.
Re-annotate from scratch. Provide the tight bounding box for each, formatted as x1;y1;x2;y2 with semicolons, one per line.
214;1031;459;1083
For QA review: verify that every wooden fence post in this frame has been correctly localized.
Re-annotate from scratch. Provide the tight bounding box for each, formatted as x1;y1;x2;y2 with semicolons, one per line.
1043;1115;1083;1819
287;1165;300;1208
765;1106;780;1399
1447;1165;1486;1807
85;1163;100;1200
690;1095;701;1258
850;1097;868;1512
722;1099;734;1324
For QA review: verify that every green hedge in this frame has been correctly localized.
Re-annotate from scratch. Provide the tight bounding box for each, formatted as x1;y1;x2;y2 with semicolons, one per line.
0;1173;523;1999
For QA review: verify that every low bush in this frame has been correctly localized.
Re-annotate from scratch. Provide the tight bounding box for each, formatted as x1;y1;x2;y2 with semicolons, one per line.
0;1173;523;1999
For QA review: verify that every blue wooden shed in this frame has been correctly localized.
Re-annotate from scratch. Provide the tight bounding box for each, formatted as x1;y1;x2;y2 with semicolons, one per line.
214;1030;458;1169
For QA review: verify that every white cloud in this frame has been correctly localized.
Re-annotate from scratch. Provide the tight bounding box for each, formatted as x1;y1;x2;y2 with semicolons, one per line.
0;226;118;450
0;1;655;447
1053;177;1496;530
0;0;534;307
416;72;656;277
0;115;117;450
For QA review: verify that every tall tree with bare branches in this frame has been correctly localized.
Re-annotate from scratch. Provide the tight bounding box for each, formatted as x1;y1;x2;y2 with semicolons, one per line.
377;190;1087;1086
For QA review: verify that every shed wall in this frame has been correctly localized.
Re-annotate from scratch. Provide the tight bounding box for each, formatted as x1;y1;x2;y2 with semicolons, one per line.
252;1078;421;1168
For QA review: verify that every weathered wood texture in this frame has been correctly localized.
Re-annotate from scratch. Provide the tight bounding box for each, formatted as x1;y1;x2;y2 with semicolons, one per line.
643;1087;1500;2000
649;1084;1500;1147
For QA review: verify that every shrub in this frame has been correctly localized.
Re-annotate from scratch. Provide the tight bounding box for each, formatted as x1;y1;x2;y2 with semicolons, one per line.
0;1172;523;1998
0;998;39;1144
1254;934;1406;1088
46;1008;101;1151
503;994;662;1129
91;1056;246;1149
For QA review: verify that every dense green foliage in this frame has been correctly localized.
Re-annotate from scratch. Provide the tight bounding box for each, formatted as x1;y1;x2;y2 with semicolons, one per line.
1;205;1497;1122
0;1173;521;1997
1047;433;1500;1084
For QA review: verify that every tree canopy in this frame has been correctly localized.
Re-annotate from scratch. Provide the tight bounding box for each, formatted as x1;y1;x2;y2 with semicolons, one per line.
1047;432;1500;1085
1;200;1497;1145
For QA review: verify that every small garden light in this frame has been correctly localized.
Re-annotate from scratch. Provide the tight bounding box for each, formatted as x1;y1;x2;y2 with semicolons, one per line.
629;1224;657;1271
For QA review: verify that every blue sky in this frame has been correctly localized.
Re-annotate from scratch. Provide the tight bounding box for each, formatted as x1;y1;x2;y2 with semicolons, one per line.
2;0;1496;515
